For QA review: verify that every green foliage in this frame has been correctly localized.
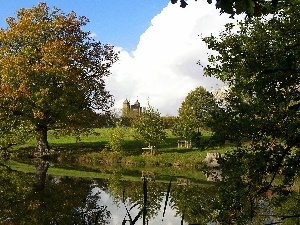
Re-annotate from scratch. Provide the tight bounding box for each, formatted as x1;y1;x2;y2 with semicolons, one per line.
204;1;300;146
172;86;218;148
133;103;166;146
203;1;300;223
210;143;300;224
171;0;287;17
107;123;127;152
0;3;118;153
161;116;177;129
0;116;34;150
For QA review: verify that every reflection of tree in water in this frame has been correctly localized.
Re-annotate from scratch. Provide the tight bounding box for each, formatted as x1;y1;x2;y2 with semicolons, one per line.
0;161;111;224
107;173;218;224
108;173;166;222
33;159;50;191
1;161;220;224
170;184;217;225
0;163;34;223
73;183;111;225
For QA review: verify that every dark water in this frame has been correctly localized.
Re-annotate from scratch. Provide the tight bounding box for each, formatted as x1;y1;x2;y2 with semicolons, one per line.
0;159;216;225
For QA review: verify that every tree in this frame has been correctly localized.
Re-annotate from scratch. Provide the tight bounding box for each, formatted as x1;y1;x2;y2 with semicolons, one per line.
133;103;166;147
172;86;218;147
161;116;177;129
0;117;33;151
203;1;300;223
203;1;300;146
170;0;287;17
0;3;118;153
107;122;127;152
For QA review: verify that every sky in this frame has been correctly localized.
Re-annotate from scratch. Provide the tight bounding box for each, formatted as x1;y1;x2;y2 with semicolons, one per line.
96;187;187;225
0;0;237;116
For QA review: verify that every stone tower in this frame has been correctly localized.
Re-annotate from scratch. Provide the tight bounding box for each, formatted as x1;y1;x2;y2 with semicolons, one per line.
122;98;143;117
131;99;141;116
122;98;130;116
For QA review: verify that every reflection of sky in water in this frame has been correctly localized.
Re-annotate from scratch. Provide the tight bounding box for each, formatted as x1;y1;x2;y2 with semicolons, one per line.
92;187;187;225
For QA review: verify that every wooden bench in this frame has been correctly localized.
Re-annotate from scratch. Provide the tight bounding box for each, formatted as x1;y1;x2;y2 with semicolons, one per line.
177;140;192;148
142;146;155;155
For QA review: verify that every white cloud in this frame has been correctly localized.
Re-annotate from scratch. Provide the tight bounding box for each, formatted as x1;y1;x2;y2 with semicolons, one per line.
105;0;237;116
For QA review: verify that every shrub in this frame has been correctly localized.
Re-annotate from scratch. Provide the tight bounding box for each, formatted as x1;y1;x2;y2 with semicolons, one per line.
107;124;127;152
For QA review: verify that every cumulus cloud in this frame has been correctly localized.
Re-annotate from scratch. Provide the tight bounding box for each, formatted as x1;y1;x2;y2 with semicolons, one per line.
105;0;236;116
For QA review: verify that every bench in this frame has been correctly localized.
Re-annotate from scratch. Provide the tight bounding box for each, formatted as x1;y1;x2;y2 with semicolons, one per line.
142;146;155;155
177;140;192;148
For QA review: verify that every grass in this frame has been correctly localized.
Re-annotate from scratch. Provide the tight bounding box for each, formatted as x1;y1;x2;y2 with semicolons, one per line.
10;128;235;171
2;128;237;183
4;160;145;181
5;160;104;178
4;160;212;185
14;128;110;150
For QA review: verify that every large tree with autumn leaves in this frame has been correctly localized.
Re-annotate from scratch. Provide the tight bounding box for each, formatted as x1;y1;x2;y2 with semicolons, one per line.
0;3;118;153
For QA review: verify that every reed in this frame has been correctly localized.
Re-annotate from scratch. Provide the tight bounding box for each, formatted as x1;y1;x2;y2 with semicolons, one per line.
121;177;177;225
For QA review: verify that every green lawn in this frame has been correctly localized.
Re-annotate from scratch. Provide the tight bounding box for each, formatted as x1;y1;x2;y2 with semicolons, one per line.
4;159;213;184
11;128;235;169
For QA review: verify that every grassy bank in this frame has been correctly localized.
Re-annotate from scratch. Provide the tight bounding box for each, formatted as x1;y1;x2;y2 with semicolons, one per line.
11;128;233;169
4;159;213;185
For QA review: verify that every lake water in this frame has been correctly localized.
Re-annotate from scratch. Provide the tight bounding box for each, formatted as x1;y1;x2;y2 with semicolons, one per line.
0;159;216;225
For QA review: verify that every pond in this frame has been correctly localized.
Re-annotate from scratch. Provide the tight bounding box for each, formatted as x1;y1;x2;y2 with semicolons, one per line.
0;159;217;225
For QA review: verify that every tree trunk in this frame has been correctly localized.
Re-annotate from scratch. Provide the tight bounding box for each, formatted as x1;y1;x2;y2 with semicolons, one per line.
35;124;50;154
34;159;49;192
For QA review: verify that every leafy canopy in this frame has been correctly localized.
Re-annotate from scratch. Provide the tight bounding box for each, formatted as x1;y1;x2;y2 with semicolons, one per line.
173;86;217;143
0;3;118;151
204;1;300;146
171;0;286;17
203;0;300;223
133;103;166;146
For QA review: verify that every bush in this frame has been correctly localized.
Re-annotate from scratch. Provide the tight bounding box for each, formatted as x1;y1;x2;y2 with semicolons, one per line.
107;124;127;152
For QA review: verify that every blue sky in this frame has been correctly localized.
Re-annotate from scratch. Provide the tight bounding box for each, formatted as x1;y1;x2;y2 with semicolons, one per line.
0;0;169;52
0;1;237;115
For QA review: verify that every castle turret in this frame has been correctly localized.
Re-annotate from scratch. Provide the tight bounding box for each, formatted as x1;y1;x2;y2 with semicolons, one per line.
134;99;140;107
122;98;143;117
132;99;142;116
122;99;130;116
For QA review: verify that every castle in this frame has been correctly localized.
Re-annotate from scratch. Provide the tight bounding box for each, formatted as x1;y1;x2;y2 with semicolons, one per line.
122;98;143;117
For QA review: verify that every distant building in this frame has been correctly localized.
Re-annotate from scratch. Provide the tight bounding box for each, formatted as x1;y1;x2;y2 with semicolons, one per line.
122;98;143;117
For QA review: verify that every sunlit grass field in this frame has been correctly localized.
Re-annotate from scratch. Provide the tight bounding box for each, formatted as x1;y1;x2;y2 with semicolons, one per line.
12;128;234;169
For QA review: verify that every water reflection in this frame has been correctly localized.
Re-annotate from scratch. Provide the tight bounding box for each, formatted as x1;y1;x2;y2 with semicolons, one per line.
33;159;49;191
0;161;216;225
1;161;111;224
